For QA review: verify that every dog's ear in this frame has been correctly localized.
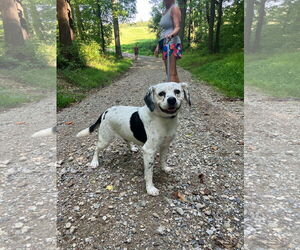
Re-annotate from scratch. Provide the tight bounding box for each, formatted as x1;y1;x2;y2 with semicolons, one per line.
144;86;155;112
181;82;191;106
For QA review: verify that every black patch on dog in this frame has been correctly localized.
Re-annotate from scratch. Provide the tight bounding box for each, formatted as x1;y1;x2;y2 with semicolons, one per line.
102;110;108;120
144;90;155;112
130;112;147;143
89;113;103;133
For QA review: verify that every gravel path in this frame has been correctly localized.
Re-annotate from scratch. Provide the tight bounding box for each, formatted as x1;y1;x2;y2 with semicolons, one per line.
57;55;244;249
244;88;300;249
0;93;57;249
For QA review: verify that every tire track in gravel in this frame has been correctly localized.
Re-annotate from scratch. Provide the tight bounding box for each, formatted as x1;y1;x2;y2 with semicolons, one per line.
57;55;244;249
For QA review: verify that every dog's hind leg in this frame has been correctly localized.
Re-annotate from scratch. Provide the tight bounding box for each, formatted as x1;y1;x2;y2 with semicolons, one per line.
90;139;110;168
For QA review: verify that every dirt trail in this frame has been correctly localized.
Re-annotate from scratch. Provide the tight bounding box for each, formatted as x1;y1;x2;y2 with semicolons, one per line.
0;93;57;249
244;87;300;249
57;55;244;249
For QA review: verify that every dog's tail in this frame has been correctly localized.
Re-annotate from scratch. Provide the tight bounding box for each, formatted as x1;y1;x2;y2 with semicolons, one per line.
76;113;103;137
31;126;56;137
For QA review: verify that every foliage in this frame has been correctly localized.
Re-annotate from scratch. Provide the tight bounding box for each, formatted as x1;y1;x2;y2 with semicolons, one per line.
112;22;157;56
245;52;300;97
58;45;132;108
179;50;244;98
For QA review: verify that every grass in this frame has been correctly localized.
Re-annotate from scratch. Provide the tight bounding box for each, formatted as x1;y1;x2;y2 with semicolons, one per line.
245;51;300;98
0;66;56;89
0;41;56;109
111;22;157;56
58;52;132;109
0;86;33;109
178;50;244;98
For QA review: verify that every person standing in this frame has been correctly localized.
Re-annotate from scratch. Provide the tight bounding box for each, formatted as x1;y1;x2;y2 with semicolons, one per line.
133;43;139;61
154;0;182;83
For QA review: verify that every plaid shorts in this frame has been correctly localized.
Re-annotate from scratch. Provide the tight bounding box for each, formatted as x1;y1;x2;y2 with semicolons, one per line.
158;39;183;60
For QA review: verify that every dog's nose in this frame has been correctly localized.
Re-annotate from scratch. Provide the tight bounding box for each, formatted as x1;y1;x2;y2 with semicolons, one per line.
167;97;177;106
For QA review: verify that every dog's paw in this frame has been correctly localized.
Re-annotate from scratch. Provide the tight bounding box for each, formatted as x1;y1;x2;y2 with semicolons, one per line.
146;186;160;196
162;166;172;174
130;145;139;153
90;160;99;168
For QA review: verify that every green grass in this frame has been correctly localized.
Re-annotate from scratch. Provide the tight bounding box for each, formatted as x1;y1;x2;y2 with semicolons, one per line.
0;86;32;109
112;22;157;56
178;50;244;98
0;66;56;89
58;52;132;108
245;51;300;98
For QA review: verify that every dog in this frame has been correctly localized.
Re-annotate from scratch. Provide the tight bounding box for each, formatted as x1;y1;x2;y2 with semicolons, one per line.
76;82;191;196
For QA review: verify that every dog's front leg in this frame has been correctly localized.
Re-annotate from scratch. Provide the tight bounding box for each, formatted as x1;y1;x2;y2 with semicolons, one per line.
160;144;172;173
142;145;159;196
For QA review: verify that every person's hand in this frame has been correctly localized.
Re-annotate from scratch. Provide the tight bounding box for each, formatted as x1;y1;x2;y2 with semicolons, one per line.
154;47;159;57
165;33;174;40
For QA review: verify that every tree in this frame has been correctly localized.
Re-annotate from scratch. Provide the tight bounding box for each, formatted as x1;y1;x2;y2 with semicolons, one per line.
57;0;74;47
111;0;122;58
96;0;106;52
245;0;255;52
208;0;216;53
29;1;45;40
215;0;223;52
0;0;27;48
73;0;84;40
178;0;188;43
253;0;267;52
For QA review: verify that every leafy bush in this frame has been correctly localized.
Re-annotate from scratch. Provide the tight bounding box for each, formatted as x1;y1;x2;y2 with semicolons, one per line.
179;50;244;98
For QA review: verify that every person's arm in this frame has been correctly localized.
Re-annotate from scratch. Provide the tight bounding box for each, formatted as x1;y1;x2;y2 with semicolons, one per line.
154;44;159;57
166;6;181;39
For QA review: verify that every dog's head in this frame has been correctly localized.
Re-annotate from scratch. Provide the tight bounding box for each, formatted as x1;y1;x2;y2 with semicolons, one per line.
144;82;191;118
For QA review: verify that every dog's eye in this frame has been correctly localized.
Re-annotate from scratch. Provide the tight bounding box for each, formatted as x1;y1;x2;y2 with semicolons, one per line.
158;91;166;97
174;89;181;95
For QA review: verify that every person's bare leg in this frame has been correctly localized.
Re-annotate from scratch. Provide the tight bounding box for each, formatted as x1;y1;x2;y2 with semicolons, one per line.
169;54;180;82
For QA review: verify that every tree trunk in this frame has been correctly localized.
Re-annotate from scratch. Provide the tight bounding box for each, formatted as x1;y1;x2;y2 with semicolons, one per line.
74;0;84;40
111;0;122;58
215;0;223;53
205;0;210;24
96;0;106;53
245;0;255;52
29;1;45;40
0;0;26;47
15;0;29;39
253;0;267;53
57;0;74;47
208;0;216;53
178;0;187;44
187;0;193;47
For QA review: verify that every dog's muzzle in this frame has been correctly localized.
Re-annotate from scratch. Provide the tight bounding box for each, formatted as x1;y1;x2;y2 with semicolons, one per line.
160;97;180;114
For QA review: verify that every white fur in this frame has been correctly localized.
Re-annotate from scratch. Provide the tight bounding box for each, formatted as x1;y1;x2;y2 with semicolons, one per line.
76;128;89;137
31;127;55;137
77;82;190;196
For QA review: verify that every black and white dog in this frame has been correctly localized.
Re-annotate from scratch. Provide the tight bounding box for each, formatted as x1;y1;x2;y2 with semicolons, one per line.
77;82;191;196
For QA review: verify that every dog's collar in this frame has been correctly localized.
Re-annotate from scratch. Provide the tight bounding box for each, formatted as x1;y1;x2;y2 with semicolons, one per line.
163;115;177;119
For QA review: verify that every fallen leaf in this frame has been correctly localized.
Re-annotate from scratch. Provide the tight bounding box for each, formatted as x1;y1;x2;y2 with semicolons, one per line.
106;185;113;191
203;188;211;195
211;145;218;151
198;173;205;184
64;121;74;125
172;191;187;202
16;121;26;125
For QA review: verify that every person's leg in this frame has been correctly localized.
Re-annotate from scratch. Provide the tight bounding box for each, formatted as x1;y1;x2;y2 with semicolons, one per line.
169;54;180;83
